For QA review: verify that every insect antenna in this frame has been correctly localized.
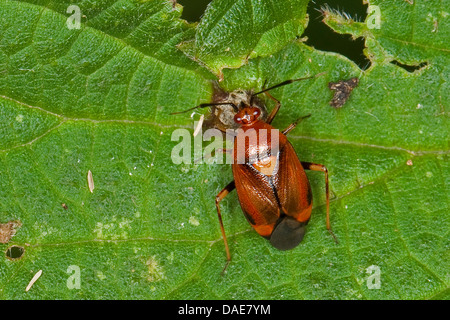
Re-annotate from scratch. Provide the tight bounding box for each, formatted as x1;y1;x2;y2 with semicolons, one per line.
252;71;327;97
170;102;239;115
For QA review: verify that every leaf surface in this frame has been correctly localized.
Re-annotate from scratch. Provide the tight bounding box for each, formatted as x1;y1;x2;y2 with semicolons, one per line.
0;0;448;299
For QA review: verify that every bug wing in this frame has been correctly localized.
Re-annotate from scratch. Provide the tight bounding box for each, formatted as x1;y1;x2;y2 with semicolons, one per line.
233;164;280;237
272;141;312;223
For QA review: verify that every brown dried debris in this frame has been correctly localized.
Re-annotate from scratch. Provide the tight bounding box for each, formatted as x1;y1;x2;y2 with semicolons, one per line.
0;220;22;244
328;77;359;108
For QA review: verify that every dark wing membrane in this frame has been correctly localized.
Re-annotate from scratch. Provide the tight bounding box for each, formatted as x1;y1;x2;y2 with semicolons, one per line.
233;163;280;228
271;141;312;222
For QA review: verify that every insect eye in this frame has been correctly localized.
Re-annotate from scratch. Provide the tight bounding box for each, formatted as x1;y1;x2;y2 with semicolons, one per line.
253;108;261;118
234;114;242;123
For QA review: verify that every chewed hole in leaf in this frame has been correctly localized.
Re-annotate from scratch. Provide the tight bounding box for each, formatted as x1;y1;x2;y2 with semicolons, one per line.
178;0;211;22
390;60;429;73
303;0;371;70
5;245;25;260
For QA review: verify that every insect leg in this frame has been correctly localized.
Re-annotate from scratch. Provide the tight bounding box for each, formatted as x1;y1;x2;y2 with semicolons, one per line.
264;91;281;124
281;114;311;135
215;180;236;272
300;162;338;244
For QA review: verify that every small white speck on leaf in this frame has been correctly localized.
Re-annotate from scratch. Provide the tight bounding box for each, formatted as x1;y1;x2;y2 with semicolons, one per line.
96;271;106;280
87;170;94;193
193;114;204;137
146;256;166;282
189;216;200;226
26;270;42;292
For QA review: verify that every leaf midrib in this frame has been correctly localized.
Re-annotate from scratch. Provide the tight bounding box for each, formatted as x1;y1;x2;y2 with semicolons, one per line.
1;93;447;155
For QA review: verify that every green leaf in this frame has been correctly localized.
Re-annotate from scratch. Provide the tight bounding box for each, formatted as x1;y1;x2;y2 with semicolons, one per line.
178;0;309;77
0;0;448;300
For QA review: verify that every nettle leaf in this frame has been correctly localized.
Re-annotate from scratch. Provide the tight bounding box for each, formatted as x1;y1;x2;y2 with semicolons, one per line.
0;0;448;300
178;0;309;78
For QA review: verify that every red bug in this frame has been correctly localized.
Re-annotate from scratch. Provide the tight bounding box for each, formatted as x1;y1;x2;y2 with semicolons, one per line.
172;74;337;270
